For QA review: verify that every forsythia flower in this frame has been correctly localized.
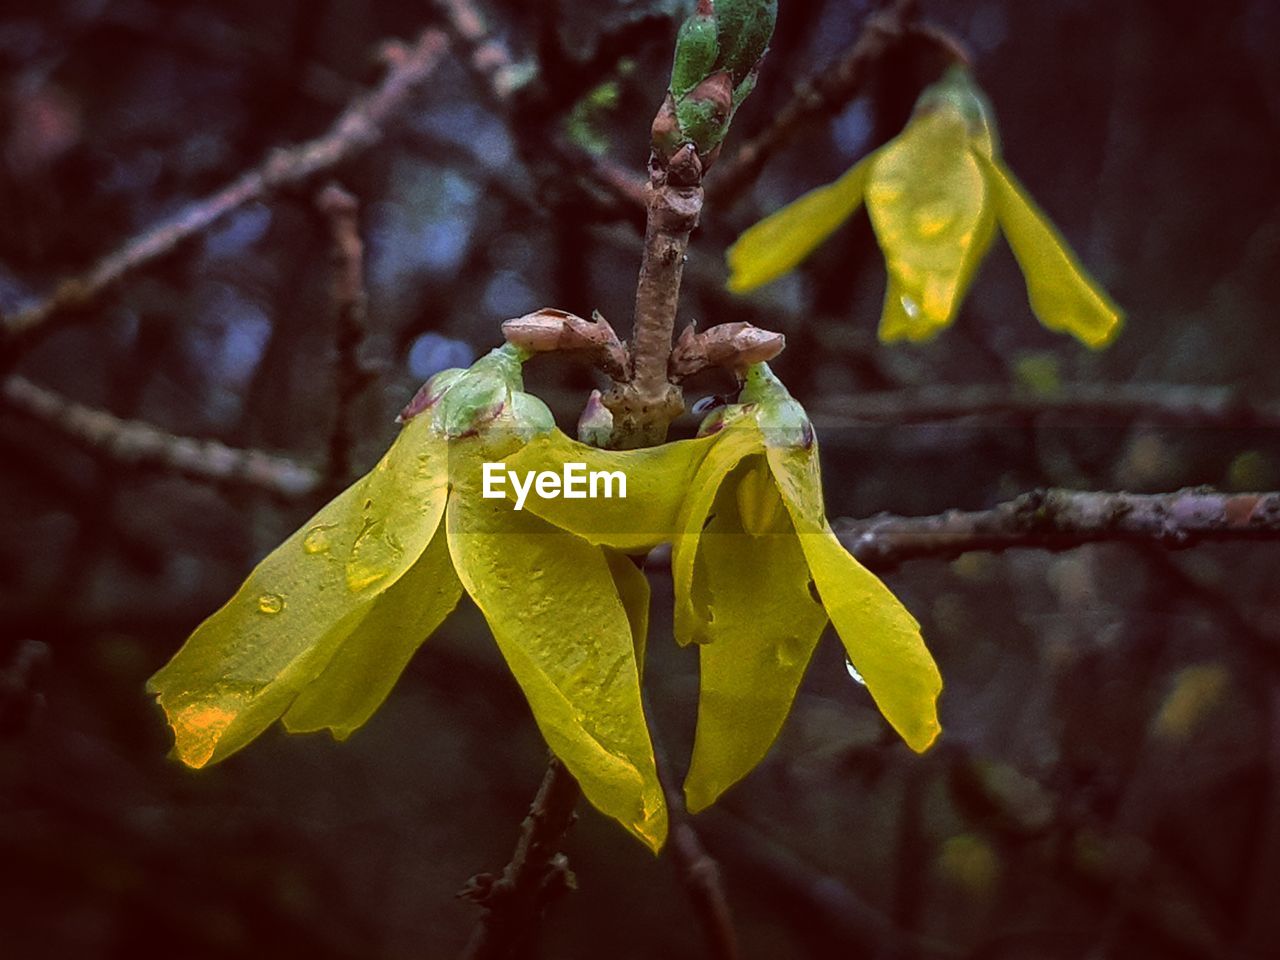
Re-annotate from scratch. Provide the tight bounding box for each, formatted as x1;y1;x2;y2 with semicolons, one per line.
147;345;668;850
508;364;942;812
726;66;1124;349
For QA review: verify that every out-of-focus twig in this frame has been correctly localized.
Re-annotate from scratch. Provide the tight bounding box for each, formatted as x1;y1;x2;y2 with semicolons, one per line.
316;183;371;483
457;757;581;960
837;488;1280;570
0;375;320;498
811;382;1280;429
0;29;448;361
434;0;529;102
653;736;740;960
710;1;972;208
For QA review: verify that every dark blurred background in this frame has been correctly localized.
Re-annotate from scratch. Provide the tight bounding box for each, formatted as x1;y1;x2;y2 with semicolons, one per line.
2;0;1279;957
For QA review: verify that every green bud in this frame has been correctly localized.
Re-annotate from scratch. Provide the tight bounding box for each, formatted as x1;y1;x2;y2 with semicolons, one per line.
675;86;732;153
914;65;999;156
739;363;813;449
508;390;556;441
576;389;614;447
428;344;533;439
432;373;508;439
398;367;466;423
714;0;777;86
696;401;751;438
670;8;718;101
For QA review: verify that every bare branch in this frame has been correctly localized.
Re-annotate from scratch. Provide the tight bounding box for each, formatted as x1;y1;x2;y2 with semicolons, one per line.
316;183;372;483
838;488;1280;570
811;382;1280;429
435;0;528;102
0;29;448;359
457;758;581;960
653;738;740;960
1;375;320;498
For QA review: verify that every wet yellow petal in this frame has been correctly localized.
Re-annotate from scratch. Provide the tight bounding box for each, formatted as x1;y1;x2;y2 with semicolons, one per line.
867;110;989;341
502;430;714;553
281;525;463;739
446;470;666;852
672;421;764;646
726;154;874;293
684;459;828;812
604;547;651;672
146;414;450;767
768;445;941;752
980;154;1123;348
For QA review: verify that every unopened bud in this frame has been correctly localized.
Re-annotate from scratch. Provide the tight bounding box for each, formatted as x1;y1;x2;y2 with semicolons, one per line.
577;389;615;447
398;367;465;423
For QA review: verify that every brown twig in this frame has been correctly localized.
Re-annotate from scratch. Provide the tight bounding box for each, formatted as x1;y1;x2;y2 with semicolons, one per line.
810;382;1280;429
434;0;530;102
316;183;371;483
653;735;740;960
708;0;918;206
0;29;448;361
0;374;320;498
457;758;581;960
600;142;704;448
837;488;1280;571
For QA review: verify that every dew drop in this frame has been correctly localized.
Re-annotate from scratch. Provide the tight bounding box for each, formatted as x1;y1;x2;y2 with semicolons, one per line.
900;294;921;320
257;593;284;615
303;523;336;555
845;657;866;686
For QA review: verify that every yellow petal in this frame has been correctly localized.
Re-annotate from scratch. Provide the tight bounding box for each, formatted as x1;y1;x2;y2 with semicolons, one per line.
979;153;1124;348
146;413;450;767
281;525;463;739
768;445;942;752
684;459;828;812
726;154;874;293
604;547;651;672
672;421;764;646
867;110;989;341
502;429;714;553
446;468;667;852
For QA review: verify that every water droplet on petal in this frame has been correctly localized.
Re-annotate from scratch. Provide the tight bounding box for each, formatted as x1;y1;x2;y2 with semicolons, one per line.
900;294;921;320
303;523;336;555
345;519;403;591
257;593;284;615
845;657;866;686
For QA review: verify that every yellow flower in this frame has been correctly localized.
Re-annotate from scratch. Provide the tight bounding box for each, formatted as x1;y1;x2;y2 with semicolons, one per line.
726;66;1124;349
147;345;668;851
507;364;942;813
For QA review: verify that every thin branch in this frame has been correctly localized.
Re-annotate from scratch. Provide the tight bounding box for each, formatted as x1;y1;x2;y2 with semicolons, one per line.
0;29;448;360
811;382;1280;429
653;736;740;960
434;0;529;102
458;757;581;960
837;488;1280;570
0;375;320;498
709;0;920;206
316;183;372;483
